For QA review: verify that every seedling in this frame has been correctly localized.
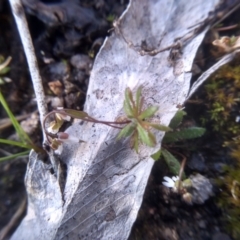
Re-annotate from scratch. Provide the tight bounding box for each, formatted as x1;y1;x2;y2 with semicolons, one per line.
43;86;171;152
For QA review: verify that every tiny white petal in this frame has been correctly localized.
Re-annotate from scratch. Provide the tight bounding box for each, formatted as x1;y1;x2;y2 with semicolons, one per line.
56;113;71;121
47;126;58;134
163;176;172;182
172;176;179;182
67;136;80;143
54;144;63;155
162;176;175;188
162;181;173;188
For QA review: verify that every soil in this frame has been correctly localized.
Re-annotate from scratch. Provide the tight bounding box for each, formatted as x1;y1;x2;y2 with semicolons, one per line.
0;0;239;240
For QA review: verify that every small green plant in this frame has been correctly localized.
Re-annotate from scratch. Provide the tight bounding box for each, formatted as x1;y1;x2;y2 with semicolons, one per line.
44;86;171;152
0;92;38;162
152;110;206;177
117;87;171;152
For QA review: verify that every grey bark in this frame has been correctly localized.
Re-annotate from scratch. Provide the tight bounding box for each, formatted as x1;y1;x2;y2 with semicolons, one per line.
11;0;238;239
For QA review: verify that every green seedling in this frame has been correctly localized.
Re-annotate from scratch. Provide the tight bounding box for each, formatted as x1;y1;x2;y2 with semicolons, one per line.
44;86;171;153
117;87;171;152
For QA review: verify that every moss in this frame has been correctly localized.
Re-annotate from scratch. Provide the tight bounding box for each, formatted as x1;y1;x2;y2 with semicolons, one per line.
198;59;240;238
201;60;240;136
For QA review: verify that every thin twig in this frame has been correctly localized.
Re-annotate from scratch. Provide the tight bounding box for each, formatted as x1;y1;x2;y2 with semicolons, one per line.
0;197;27;240
9;0;47;142
0;112;32;131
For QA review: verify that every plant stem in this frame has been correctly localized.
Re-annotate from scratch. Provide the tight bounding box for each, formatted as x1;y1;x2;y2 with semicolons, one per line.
9;0;48;142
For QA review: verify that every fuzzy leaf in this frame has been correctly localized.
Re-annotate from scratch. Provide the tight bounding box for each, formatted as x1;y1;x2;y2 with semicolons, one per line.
161;148;182;176
148;131;157;146
124;99;134;117
169;110;186;129
148;123;172;132
117;123;135;140
138;106;158;120
151;149;161;161
136;86;142;113
163;127;206;143
127;87;135;108
124;88;134;117
137;123;155;147
63;109;89;119
133;131;139;153
0;66;10;75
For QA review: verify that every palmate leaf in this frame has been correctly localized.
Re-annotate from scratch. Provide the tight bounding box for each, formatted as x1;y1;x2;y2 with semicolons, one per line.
138;106;158;120
117;123;136;139
137;123;156;147
163;127;206;143
63;109;89;119
169;110;186;129
161;148;185;177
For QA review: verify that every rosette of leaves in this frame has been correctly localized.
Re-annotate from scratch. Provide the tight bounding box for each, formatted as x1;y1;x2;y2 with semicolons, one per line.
152;110;206;176
117;86;171;152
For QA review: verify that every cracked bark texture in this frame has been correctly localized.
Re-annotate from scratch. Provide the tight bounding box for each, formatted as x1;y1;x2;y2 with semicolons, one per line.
11;0;238;239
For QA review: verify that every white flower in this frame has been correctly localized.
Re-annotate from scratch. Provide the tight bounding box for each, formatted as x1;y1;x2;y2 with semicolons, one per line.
54;143;63;155
162;176;179;188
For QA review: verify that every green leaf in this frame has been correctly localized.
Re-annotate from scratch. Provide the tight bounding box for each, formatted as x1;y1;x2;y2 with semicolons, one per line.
138;106;158;120
0;92;32;144
0;139;32;149
0;150;30;162
124;99;134;118
137;123;155;147
117;123;135;139
0;66;10;75
127;87;135;108
63;109;88;119
148;123;172;132
124;88;134;117
161;148;184;177
151;149;161;161
163;127;206;143
133;131;139;153
136;86;142;113
169;110;186;129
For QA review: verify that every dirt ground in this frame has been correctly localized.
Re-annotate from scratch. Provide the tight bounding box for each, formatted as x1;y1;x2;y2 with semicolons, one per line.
0;0;240;239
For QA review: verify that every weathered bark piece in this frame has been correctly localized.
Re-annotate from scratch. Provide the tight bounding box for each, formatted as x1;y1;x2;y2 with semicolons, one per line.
187;49;240;99
12;0;236;239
